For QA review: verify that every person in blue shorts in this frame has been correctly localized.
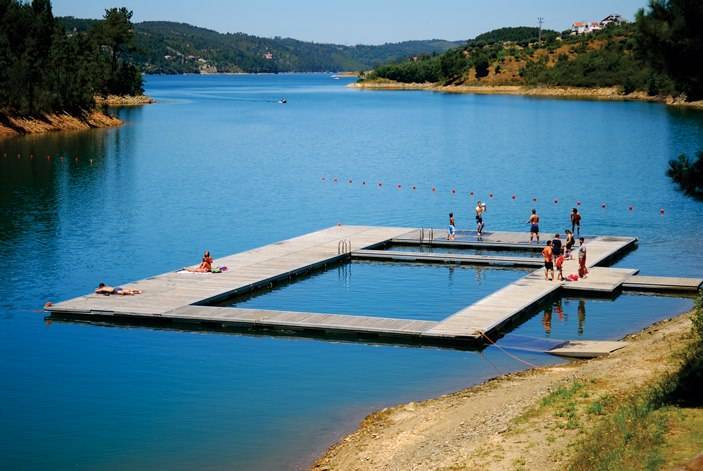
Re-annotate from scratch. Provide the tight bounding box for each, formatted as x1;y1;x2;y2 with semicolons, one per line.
448;212;456;240
527;209;540;242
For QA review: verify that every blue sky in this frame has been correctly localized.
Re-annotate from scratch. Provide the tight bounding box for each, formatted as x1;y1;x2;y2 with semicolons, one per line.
54;0;649;45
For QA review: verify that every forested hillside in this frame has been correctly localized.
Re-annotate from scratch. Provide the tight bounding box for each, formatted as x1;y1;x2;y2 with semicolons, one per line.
59;18;462;74
0;0;143;116
365;0;703;101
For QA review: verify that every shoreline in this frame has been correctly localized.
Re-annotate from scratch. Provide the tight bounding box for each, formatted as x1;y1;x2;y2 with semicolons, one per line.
350;81;703;108
0;95;154;138
94;94;156;106
311;307;697;470
0;110;122;138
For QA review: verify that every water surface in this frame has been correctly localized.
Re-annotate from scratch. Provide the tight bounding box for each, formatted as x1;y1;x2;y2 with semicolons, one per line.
1;74;701;470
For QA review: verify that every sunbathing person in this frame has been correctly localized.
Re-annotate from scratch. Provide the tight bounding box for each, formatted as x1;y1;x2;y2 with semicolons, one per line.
186;250;213;272
95;283;142;295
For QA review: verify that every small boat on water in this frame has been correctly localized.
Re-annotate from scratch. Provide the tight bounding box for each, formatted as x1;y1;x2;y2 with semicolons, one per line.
279;97;287;104
331;74;341;80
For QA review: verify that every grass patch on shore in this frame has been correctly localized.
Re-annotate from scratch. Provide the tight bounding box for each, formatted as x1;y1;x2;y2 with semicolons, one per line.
567;292;703;471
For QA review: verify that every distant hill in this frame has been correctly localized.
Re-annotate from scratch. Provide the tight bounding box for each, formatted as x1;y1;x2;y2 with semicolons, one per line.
59;17;463;73
469;26;559;46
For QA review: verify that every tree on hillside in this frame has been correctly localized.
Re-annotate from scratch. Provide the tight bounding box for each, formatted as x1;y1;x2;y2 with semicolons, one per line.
636;0;703;99
95;7;143;96
473;54;490;79
0;0;144;115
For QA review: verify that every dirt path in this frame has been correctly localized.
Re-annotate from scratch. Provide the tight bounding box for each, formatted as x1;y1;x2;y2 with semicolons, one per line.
312;311;694;471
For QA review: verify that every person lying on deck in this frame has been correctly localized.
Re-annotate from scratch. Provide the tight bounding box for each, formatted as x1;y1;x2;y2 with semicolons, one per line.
185;250;213;273
95;283;142;295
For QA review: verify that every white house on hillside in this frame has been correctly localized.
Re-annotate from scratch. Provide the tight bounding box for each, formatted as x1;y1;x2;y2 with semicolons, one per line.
571;14;625;35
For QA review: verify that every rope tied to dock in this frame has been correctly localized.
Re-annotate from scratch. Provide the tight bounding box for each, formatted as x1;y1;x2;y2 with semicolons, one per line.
476;330;540;369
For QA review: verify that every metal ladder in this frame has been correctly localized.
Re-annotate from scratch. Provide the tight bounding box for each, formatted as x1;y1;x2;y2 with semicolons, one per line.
419;228;434;244
337;239;352;254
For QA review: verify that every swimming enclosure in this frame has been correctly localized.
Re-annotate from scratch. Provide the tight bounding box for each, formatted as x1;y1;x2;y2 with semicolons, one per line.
3;74;703;469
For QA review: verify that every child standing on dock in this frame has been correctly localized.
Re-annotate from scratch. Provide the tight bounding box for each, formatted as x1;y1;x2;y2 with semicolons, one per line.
448;213;456;240
528;209;540;242
578;237;589;278
555;251;565;281
542;240;554;281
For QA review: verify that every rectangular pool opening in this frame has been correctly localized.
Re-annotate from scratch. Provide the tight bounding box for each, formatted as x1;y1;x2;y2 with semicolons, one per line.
219;260;530;322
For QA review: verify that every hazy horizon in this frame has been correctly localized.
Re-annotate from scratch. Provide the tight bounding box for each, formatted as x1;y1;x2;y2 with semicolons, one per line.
54;0;647;46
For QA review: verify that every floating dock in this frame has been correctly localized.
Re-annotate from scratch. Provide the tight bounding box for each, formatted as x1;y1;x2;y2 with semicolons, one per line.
46;225;702;348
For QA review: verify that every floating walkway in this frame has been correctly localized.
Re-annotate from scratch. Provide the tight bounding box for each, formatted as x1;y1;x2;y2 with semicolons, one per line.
47;225;702;348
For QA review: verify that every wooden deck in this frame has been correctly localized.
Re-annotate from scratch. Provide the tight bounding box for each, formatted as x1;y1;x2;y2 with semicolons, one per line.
46;225;700;348
351;249;542;268
423;234;639;339
622;275;703;293
46;225;412;316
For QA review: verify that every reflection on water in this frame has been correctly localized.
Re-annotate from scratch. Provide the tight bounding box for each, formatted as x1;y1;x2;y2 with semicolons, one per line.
0;74;701;470
520;294;690;341
230;260;527;320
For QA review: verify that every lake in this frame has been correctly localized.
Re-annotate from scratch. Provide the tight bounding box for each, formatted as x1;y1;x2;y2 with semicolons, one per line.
1;74;702;470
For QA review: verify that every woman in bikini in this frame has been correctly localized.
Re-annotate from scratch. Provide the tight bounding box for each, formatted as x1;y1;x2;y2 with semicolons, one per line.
95;283;142;295
186;250;213;272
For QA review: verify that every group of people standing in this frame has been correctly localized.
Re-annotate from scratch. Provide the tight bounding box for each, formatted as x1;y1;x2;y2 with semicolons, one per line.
528;207;581;242
447;201;488;241
541;232;588;281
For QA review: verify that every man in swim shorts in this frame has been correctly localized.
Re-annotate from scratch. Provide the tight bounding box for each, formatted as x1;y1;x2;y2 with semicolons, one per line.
528;209;540;242
542;240;554;281
475;201;486;240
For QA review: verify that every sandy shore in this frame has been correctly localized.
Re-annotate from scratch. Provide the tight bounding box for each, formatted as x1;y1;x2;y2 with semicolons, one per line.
0;110;122;138
350;81;703;108
94;94;156;106
311;309;696;470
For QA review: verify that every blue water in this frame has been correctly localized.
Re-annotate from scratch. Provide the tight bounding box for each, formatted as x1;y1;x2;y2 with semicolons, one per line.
1;74;701;470
231;260;528;319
